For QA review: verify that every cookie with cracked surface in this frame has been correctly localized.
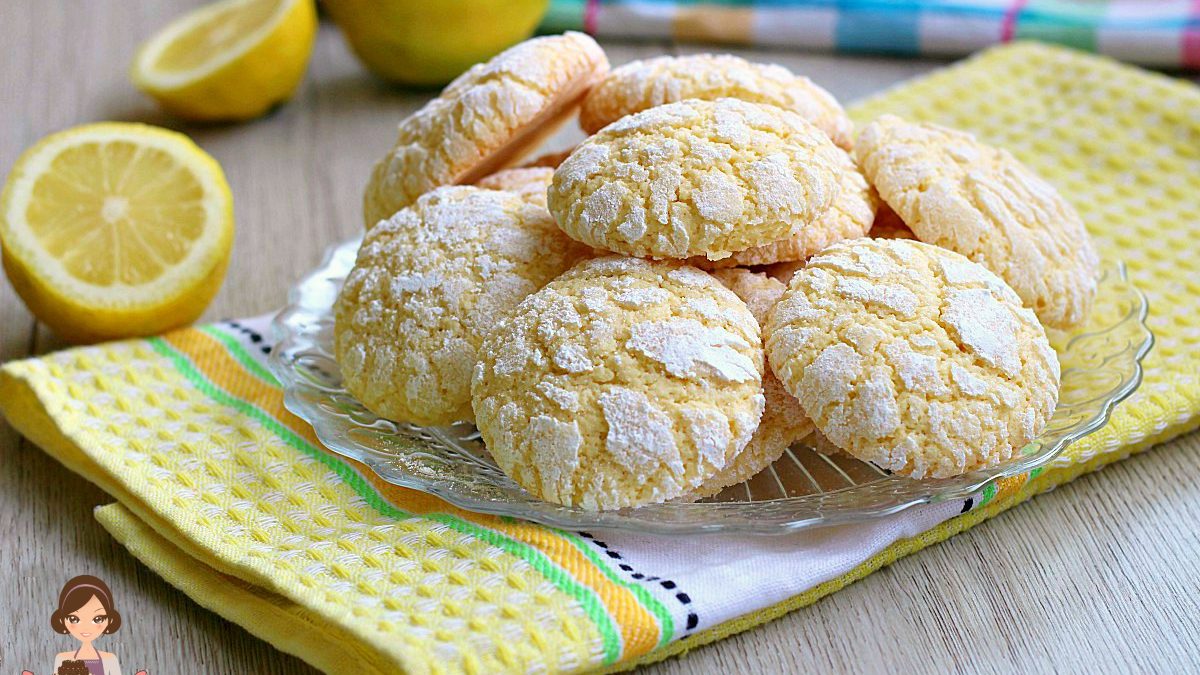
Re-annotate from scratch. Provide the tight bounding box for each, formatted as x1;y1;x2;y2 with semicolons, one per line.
363;32;608;227
335;186;591;426
855;115;1099;329
548;98;844;261
471;256;766;510
689;269;814;499
476;167;555;207
765;238;1060;479
579;54;853;150
690;146;877;268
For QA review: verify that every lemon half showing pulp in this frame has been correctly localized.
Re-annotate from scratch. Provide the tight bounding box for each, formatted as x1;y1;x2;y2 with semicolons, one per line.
1;122;234;343
131;0;317;121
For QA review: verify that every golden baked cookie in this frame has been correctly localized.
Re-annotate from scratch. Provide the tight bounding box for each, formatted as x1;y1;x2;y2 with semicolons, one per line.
690;269;814;499
868;203;915;240
471;256;765;510
579;54;853;150
690;146;877;268
548;98;844;261
362;32;608;227
476;167;555;207
766;239;1060;479
335;186;591;426
855;115;1099;329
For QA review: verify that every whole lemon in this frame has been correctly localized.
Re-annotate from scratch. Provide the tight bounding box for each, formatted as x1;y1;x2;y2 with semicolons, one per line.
324;0;550;86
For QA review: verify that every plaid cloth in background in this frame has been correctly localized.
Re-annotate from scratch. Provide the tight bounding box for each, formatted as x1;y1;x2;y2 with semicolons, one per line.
542;0;1200;69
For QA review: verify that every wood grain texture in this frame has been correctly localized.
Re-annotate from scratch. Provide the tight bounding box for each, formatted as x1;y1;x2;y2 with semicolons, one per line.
1;2;1197;673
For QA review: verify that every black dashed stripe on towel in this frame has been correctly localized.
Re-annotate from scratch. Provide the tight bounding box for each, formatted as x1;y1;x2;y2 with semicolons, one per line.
576;531;700;637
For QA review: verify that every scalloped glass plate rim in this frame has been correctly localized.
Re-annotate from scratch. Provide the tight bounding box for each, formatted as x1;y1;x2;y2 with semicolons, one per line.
270;237;1153;535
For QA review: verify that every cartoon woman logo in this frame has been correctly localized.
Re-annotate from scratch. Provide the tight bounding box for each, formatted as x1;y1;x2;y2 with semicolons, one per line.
34;575;147;675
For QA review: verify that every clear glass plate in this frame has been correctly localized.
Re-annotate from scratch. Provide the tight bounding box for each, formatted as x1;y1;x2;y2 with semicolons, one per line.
270;238;1153;535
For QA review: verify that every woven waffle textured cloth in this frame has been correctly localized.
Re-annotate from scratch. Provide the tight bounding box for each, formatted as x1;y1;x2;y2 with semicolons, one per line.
2;43;1199;674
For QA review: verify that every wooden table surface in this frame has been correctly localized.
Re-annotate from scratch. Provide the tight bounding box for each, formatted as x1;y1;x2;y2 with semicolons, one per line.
3;2;1200;673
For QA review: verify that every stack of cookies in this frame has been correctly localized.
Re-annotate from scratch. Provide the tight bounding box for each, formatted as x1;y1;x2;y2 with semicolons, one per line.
334;34;1099;511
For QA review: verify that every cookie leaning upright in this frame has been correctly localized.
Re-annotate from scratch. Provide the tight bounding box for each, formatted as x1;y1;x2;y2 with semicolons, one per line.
471;257;765;510
548;98;845;261
579;54;853;150
766;238;1060;479
362;32;608;227
335;186;591;426
855;115;1099;329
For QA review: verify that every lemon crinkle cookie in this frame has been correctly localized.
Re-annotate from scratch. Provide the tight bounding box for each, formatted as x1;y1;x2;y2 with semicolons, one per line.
548;98;844;261
476;167;555;206
689;269;814;499
855;115;1099;329
471;257;766;510
579;54;853;150
335;186;590;427
692;145;877;268
363;32;608;227
766;239;1060;479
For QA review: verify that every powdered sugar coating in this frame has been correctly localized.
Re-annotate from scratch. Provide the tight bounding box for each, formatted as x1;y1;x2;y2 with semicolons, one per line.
855;115;1099;329
626;318;758;382
471;256;765;510
334;187;591;426
476;167;555;207
766;239;1059;479
579;54;853;150
689;269;815;499
691;146;878;269
363;32;608;227
549;98;844;261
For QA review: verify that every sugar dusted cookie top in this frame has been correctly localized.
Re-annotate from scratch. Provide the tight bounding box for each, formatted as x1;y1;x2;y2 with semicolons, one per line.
549;98;844;261
690;269;813;499
579;54;853;150
692;146;877;268
476;167;555;207
855;115;1099;329
363;32;608;227
766;238;1060;479
335;186;591;426
471;256;765;510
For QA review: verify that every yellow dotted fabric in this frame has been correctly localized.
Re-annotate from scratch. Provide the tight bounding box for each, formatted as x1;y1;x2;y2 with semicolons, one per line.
620;42;1200;671
851;42;1200;470
2;42;1200;675
1;340;605;674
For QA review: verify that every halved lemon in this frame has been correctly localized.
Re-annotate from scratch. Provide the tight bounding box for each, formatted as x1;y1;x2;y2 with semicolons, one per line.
131;0;317;121
1;123;234;343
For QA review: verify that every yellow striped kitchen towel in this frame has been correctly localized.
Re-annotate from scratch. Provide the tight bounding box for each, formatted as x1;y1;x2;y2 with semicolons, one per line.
2;42;1199;674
